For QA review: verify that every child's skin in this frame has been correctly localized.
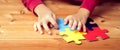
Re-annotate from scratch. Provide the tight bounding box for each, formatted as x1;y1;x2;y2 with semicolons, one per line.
33;4;90;34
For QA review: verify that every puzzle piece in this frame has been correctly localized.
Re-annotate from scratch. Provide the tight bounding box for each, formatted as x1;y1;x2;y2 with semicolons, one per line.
57;18;70;32
59;28;86;44
86;18;98;30
57;18;78;32
84;27;109;41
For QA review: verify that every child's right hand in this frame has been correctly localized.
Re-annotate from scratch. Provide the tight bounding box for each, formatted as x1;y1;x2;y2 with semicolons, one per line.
33;4;58;34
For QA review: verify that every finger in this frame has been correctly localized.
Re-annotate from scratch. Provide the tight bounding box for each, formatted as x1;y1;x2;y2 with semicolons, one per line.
52;14;56;20
71;20;78;30
42;22;51;34
80;19;87;32
50;24;53;28
52;14;59;29
64;15;71;25
49;17;58;29
83;24;86;32
77;21;82;31
68;19;73;28
33;22;38;31
36;22;43;34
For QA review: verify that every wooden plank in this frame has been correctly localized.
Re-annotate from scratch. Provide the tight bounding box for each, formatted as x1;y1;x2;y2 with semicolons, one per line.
0;0;120;50
0;39;119;50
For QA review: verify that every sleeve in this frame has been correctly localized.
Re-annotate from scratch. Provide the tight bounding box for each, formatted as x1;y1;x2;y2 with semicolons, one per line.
80;0;99;12
22;0;43;12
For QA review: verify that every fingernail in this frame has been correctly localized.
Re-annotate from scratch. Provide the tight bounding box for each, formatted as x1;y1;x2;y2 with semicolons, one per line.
48;31;51;34
69;25;71;27
34;30;37;32
51;26;54;28
77;28;79;30
72;28;74;30
64;23;66;25
84;30;86;32
40;32;43;35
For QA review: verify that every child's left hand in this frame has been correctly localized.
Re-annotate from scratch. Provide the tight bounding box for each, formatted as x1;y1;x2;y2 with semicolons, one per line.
64;8;90;32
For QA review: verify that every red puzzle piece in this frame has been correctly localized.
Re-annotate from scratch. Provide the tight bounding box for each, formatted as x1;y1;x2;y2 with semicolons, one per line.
84;27;109;41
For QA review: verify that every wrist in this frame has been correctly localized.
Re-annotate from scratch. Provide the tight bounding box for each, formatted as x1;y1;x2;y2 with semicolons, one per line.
34;4;52;17
34;4;44;13
77;8;90;18
78;8;90;14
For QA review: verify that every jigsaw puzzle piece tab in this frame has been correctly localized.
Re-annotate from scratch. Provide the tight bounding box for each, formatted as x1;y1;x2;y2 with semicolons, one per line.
86;18;98;30
59;28;86;44
63;36;82;44
84;27;109;41
94;28;109;39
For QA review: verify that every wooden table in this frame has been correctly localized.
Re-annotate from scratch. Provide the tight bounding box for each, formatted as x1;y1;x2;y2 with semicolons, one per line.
0;0;120;50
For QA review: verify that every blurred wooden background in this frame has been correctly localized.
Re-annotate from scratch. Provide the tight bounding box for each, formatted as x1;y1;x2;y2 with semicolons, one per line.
0;0;120;50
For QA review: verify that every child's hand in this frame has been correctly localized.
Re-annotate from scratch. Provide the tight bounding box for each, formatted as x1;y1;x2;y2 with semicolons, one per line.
34;4;58;34
64;8;90;32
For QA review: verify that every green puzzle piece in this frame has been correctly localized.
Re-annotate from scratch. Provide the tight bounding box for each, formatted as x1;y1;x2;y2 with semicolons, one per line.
59;28;87;44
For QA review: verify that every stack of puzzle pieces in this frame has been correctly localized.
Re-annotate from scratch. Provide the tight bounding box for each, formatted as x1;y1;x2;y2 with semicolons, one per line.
57;18;109;44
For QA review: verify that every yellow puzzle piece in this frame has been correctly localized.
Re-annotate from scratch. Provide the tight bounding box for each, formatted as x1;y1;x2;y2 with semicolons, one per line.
59;28;87;44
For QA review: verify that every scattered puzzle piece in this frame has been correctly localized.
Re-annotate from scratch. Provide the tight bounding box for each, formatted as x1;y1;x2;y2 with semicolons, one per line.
57;18;70;32
84;27;109;41
59;28;86;44
57;18;78;32
86;18;98;30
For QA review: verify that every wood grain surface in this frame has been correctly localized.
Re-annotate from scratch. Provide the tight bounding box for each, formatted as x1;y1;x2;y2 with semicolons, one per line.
0;0;120;50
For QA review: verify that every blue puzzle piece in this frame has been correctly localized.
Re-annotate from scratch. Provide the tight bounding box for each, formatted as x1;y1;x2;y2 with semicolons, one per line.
57;18;78;32
86;18;98;30
57;18;70;32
